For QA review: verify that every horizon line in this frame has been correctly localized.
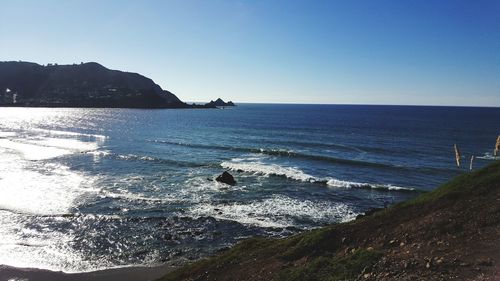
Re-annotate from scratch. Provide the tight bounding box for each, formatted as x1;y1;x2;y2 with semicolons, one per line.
187;101;500;109
3;60;498;109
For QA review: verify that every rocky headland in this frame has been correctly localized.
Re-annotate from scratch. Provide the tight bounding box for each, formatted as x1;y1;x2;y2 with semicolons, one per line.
0;61;216;108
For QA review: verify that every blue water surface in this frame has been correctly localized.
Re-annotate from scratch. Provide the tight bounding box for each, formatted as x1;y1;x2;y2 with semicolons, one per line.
0;104;498;271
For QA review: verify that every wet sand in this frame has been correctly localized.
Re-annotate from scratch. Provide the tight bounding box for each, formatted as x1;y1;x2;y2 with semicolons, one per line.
0;264;174;281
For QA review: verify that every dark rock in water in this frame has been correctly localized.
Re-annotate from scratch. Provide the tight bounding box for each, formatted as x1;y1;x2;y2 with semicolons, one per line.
216;171;236;185
204;98;236;107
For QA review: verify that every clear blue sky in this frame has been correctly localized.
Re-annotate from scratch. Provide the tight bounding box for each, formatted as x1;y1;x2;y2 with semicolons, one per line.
1;0;499;106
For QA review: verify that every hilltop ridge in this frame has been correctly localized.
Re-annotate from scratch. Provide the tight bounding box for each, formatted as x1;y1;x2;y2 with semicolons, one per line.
0;61;203;108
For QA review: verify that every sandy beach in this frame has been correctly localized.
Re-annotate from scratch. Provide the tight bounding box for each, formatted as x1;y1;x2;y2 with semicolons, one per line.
0;264;174;281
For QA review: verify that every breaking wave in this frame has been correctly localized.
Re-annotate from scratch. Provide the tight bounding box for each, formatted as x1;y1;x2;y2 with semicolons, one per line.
188;195;358;228
221;160;314;182
150;139;417;171
113;153;211;168
221;159;415;192
476;152;498;160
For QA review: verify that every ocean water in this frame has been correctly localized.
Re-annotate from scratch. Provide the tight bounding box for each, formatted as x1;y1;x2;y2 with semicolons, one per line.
0;104;499;272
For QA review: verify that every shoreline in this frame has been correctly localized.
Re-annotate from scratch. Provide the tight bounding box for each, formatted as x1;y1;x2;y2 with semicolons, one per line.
156;161;500;281
0;263;175;281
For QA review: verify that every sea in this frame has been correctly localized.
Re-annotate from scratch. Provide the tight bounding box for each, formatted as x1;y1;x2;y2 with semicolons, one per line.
0;104;499;272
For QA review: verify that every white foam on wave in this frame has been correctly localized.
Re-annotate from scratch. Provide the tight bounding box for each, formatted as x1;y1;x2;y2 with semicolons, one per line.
374;184;414;191
86;150;112;157
326;178;365;188
169;176;248;205
188;195;357;228
325;178;413;191
94;174;195;204
222;157;414;191
102;191;172;203
476;152;497;160
259;147;295;154
118;154;157;162
221;160;314;182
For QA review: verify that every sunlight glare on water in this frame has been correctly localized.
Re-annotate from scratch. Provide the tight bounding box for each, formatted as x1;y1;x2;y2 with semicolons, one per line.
0;105;499;273
0;108;107;271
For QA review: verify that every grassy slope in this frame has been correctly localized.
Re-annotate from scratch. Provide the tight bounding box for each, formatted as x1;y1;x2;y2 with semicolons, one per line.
158;161;500;281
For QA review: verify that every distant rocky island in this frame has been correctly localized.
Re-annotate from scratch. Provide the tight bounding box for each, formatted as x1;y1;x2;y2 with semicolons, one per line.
205;98;236;107
0;61;234;109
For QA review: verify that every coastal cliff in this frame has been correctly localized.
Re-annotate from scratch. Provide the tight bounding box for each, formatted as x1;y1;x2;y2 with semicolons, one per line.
0;61;191;108
158;161;500;281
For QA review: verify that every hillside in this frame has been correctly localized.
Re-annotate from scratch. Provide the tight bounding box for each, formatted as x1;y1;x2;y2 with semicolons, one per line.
0;61;191;108
158;161;500;281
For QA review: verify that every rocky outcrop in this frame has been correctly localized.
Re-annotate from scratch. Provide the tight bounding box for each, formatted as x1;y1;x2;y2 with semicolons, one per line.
205;98;236;107
215;171;236;185
0;61;190;108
